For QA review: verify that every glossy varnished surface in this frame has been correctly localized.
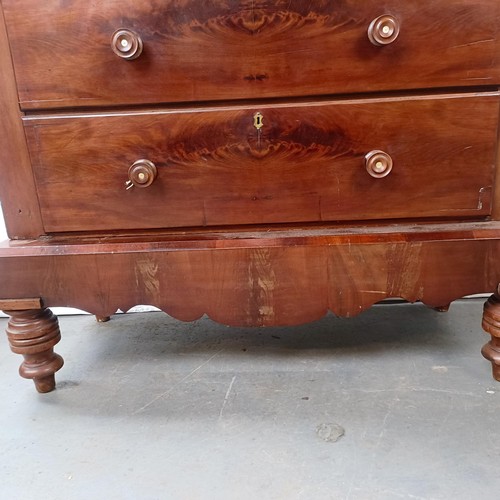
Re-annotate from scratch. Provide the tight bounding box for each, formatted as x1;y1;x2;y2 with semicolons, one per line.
0;3;44;239
3;0;500;109
2;0;500;386
1;223;500;325
25;93;499;232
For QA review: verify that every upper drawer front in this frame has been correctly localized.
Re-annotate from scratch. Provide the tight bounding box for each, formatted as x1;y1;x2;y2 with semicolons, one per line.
4;0;500;110
25;93;498;233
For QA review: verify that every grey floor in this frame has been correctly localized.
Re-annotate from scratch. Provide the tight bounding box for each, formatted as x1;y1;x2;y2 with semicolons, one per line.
0;299;499;500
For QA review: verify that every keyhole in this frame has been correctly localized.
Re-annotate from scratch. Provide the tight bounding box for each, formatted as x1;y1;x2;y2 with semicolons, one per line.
253;112;264;130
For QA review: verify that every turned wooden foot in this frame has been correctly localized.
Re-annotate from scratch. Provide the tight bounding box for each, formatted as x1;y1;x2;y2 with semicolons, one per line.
433;304;450;313
95;315;111;323
3;308;64;392
482;292;500;381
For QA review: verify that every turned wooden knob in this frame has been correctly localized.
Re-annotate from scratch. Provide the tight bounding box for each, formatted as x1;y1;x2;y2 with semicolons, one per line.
111;29;143;60
365;150;393;178
126;160;157;189
368;15;400;46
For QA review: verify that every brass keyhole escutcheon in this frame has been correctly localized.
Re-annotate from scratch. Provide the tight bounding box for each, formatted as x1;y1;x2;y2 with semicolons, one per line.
253;112;264;130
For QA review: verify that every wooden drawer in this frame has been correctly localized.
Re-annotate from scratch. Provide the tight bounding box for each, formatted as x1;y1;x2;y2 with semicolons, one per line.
4;0;500;110
25;93;498;233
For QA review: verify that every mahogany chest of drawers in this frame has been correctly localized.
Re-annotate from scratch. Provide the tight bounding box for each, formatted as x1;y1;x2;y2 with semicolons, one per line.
1;0;500;393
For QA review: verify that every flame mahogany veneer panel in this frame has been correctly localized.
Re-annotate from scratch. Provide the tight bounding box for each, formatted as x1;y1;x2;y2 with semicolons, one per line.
26;93;499;232
2;224;500;325
3;0;500;109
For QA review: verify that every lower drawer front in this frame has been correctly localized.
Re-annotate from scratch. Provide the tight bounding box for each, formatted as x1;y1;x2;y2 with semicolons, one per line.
25;94;499;233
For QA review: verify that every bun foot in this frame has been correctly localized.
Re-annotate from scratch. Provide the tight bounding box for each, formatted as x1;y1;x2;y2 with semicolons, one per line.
434;304;450;313
3;308;64;392
96;315;111;323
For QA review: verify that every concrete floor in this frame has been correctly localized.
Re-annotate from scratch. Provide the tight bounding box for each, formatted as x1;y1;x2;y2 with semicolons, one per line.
0;299;499;500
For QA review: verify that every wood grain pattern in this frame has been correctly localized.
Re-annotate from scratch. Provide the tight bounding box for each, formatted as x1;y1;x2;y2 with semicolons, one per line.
0;298;42;310
2;0;500;387
1;222;500;326
0;3;44;239
2;0;500;109
25;93;499;232
3;308;64;392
